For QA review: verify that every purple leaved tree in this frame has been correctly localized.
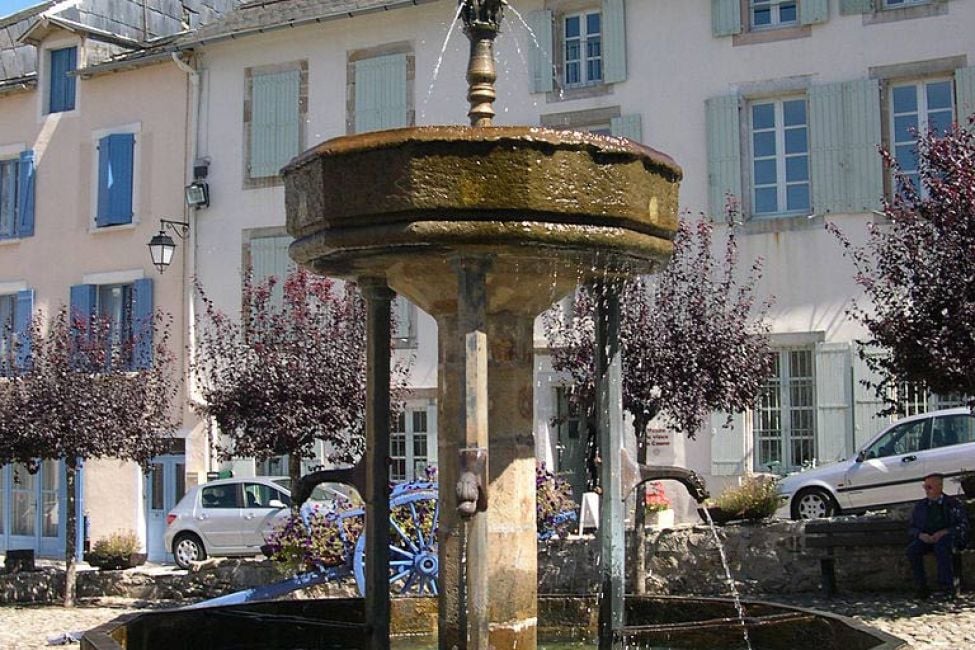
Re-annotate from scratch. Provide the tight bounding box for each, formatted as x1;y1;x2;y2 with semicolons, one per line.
829;116;975;412
0;304;179;607
542;215;773;592
192;268;410;488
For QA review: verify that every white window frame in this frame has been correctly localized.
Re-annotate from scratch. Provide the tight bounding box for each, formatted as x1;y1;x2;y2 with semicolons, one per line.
562;10;602;88
749;0;799;30
888;77;954;196
753;348;817;472
38;37;81;120
883;0;929;8
389;403;437;483
748;95;811;218
89;123;142;232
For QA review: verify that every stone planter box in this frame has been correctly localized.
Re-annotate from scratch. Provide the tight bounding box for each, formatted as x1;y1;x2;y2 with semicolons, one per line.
644;509;675;529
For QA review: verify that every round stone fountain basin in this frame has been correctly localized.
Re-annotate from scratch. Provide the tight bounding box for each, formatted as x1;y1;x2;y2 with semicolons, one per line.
283;126;681;313
82;595;906;650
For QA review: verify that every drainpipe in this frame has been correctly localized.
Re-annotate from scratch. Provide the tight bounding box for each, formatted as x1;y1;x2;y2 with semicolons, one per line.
171;51;207;475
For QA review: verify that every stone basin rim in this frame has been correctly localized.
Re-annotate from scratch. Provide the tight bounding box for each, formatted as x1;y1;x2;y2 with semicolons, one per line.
281;125;683;181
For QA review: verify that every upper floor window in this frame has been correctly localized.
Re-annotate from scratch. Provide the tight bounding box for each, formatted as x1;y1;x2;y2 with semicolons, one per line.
564;11;602;87
0;293;16;368
96;133;135;227
247;65;303;181
48;47;77;114
352;52;410;134
70;279;152;371
750;97;810;216
751;0;798;29
883;0;929;7
0;151;36;239
889;78;953;193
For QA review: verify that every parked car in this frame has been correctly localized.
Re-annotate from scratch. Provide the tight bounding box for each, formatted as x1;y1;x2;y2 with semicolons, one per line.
164;476;359;569
778;407;975;520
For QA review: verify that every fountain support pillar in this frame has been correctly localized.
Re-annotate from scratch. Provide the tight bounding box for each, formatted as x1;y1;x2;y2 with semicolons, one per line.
362;280;394;650
595;282;625;649
436;263;538;650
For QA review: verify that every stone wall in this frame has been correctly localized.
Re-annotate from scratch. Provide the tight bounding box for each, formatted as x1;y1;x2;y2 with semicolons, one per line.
4;519;973;604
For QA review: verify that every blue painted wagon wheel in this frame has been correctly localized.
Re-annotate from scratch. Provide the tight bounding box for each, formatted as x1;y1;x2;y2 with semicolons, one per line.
353;488;439;596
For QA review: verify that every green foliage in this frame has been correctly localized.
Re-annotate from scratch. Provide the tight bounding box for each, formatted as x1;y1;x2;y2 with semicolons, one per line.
711;475;779;521
91;530;140;557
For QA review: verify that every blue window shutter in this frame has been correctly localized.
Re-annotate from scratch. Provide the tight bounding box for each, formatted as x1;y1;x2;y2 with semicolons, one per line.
14;288;33;370
49;47;76;113
705;94;742;221
132;278;153;370
97;134;134;226
800;0;829;25
17;149;35;237
839;0;874;15
602;0;626;84
527;10;554;93
354;54;408;134
69;284;96;337
250;69;301;178
955;66;975;133
610;114;642;142
711;0;742;37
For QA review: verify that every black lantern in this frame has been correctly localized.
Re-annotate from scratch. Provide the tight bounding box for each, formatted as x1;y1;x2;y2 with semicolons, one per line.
147;219;189;273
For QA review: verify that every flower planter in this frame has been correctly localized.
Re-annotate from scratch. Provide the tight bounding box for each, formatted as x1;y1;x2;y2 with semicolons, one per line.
958;474;975;499
84;552;147;571
644;508;675;529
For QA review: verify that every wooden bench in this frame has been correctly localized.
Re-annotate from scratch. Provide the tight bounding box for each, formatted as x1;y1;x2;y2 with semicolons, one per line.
804;518;967;596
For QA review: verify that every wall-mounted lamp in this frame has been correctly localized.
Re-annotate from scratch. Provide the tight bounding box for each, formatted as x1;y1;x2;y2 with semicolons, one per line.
148;218;190;273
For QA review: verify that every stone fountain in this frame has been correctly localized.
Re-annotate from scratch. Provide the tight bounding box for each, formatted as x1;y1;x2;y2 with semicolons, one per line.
282;0;682;647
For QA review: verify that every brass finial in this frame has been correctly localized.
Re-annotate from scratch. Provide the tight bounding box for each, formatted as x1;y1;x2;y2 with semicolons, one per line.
460;0;504;127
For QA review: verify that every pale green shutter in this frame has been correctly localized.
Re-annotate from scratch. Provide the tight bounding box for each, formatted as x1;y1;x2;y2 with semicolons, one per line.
251;235;294;306
839;0;874;15
610;114;642;142
250;70;301;178
809;79;882;214
800;0;829;25
711;0;742;37
710;411;747;476
601;0;626;84
392;295;414;343
815;342;852;464
852;348;890;450
355;54;408;134
528;10;554;93
955;66;975;132
705;94;741;221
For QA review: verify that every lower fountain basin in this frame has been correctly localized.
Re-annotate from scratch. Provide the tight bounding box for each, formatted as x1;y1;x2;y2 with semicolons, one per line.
82;595;906;650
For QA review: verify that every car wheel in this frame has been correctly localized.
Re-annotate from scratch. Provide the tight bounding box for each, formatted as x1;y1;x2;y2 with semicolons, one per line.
173;533;207;569
791;488;838;520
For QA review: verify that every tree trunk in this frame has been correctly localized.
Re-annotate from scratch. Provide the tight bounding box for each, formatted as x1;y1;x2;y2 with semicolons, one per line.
631;415;649;596
288;455;302;510
64;461;77;608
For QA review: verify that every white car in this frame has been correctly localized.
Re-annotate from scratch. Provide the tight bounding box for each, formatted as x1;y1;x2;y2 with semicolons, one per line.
163;476;357;569
779;407;975;520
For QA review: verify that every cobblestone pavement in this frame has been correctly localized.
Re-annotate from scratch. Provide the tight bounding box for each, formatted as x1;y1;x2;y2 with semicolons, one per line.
1;592;973;648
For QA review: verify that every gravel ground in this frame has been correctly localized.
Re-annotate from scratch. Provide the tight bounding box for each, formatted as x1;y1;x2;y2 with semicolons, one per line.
1;592;973;648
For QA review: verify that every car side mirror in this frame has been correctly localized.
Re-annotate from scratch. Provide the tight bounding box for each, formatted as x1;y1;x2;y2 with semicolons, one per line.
855;450;865;463
268;499;286;509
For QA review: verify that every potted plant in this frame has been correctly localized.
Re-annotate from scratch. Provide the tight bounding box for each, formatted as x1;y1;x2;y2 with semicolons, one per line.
643;481;674;528
84;531;146;570
698;474;780;525
953;471;975;499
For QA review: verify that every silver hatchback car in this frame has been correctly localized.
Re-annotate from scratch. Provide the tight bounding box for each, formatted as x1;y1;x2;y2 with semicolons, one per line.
163;476;357;569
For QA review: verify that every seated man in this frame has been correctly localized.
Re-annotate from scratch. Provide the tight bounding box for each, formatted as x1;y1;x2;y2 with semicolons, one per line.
906;473;970;599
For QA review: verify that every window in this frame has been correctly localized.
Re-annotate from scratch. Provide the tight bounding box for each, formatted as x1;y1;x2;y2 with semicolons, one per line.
70;279;152;371
895;380;967;416
246;63;304;182
883;0;929;7
0;294;15;371
0;151;35;239
564;11;602;87
7;460;60;539
889;79;953;193
242;482;285;509
390;407;434;482
201;484;239;509
750;97;810;216
754;349;816;470
96;133;135;227
862;418;928;459
931;414;975;448
751;0;798;28
48;47;76;114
